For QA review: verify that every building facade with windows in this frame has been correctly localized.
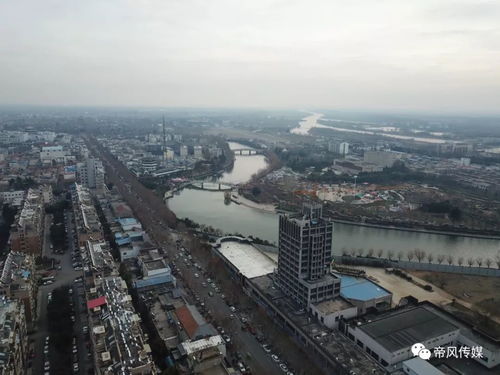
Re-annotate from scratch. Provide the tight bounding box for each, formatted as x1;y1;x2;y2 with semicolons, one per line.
275;203;340;308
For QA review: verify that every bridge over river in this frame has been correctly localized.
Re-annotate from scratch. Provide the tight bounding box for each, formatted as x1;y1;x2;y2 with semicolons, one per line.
231;147;263;155
189;181;236;191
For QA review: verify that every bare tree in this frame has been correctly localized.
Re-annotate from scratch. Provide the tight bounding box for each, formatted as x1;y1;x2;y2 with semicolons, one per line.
426;253;434;264
356;248;365;257
476;257;483;268
367;248;374;257
437;254;445;265
341;247;349;256
349;248;356;257
485;258;492;268
446;255;454;265
387;250;395;261
376;249;384;258
407;250;415;262
458;257;464;266
414;249;426;263
496;253;500;269
467;257;474;267
397;250;404;261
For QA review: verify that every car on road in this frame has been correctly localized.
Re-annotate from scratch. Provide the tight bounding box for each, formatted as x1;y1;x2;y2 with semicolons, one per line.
223;334;231;343
262;344;272;353
73;363;79;373
194;273;199;278
44;361;50;371
279;363;289;372
72;345;78;354
229;306;236;313
43;345;49;355
208;291;214;297
271;354;280;362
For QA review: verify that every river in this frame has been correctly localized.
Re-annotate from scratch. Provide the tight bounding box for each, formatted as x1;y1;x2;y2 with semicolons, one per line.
292;113;452;144
168;141;500;260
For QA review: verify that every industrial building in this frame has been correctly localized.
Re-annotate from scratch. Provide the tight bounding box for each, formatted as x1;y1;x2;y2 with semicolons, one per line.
343;301;500;370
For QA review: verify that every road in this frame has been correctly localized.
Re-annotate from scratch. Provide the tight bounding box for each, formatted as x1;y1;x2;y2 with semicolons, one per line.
84;135;324;375
31;209;89;375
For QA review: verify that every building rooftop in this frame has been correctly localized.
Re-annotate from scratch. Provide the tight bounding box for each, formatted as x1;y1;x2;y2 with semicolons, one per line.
217;238;276;279
403;358;445;375
179;335;224;356
357;306;459;352
313;297;354;314
334;272;391;301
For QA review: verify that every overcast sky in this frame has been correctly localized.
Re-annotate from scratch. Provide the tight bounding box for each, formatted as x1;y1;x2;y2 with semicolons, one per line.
1;0;499;113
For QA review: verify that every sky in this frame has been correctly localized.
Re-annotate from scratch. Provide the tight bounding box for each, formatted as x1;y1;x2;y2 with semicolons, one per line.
0;0;499;113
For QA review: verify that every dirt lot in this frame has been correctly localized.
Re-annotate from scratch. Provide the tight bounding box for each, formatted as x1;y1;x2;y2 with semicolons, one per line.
410;270;500;319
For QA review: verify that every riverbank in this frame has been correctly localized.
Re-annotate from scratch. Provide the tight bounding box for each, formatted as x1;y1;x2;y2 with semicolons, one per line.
331;218;500;240
231;192;276;213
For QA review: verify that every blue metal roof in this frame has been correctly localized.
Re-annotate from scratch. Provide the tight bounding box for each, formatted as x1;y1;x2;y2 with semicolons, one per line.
115;237;131;246
134;275;174;289
117;218;139;226
335;273;391;301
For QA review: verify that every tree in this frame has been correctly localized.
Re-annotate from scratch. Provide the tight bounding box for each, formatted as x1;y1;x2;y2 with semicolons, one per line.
458;257;464;266
485;258;492;268
341;247;348;256
476;257;483;268
387;250;395;261
426;253;434;264
437;254;445;265
467;257;474;267
251;186;262;196
407;250;415;262
414;249;426;263
367;248;374;257
349;248;356;257
376;249;384;258
397;251;404;261
446;255;454;265
356;248;364;257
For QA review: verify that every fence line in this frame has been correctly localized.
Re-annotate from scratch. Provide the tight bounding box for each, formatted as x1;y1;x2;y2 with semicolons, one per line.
333;255;500;277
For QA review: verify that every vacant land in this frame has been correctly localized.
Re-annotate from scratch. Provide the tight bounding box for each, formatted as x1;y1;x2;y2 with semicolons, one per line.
411;271;500;319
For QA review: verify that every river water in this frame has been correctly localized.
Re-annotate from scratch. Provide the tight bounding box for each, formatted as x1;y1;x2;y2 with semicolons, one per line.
168;142;500;260
292;113;452;144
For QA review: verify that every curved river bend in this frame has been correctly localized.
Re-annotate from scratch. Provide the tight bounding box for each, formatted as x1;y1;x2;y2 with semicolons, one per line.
168;142;500;260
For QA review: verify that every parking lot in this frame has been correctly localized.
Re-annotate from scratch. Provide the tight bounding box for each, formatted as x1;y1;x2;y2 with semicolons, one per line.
31;209;92;375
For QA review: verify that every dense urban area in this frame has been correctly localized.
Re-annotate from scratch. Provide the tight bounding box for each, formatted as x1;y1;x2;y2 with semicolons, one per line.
0;108;500;375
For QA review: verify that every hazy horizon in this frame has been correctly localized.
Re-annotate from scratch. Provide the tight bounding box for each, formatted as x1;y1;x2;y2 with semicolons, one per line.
1;1;499;113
